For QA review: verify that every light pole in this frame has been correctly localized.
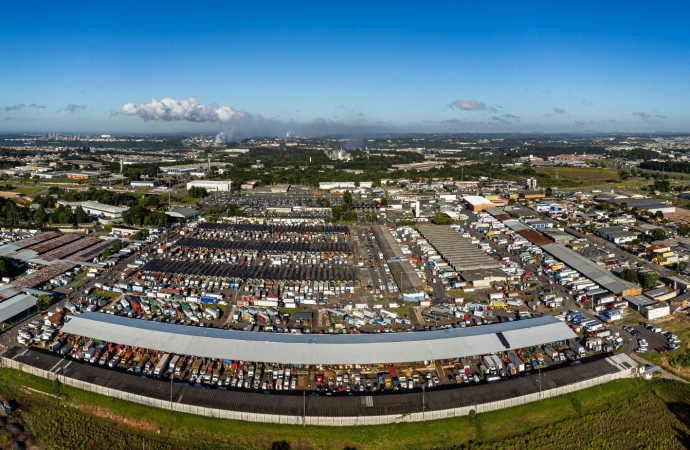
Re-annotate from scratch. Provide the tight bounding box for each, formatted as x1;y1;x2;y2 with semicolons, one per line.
170;375;173;411
422;384;426;421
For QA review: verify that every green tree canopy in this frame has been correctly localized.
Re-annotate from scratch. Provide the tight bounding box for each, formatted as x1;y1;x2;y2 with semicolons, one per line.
74;206;88;223
620;268;640;285
648;228;667;242
36;294;52;310
642;271;660;289
33;205;46;224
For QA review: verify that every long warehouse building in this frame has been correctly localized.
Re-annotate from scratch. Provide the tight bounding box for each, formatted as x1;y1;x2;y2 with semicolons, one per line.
417;225;502;271
62;313;576;365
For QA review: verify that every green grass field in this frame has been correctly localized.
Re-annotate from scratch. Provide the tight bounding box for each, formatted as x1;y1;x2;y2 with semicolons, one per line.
531;167;621;188
3;185;46;195
1;367;689;449
92;289;121;299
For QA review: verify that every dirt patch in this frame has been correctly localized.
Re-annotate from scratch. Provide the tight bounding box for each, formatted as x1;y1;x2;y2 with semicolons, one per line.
70;403;158;432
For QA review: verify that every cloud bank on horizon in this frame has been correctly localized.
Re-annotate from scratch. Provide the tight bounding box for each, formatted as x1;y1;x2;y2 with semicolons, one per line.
119;98;262;123
115;97;399;140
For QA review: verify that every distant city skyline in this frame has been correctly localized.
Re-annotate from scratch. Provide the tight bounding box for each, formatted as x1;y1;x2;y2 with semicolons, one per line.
1;1;689;137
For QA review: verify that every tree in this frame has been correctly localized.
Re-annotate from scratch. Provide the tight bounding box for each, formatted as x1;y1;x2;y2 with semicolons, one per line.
678;262;687;272
101;248;111;260
343;190;352;205
111;241;122;252
36;294;52;310
431;215;453;225
620;202;628;212
648;228;667;242
380;197;388;206
620;268;640;285
74;206;87;223
678;225;690;237
642;271;660;289
33;205;46;223
545;187;553;197
188;186;208;198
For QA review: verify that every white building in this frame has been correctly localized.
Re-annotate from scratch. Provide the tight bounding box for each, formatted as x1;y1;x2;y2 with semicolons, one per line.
78;201;128;219
519;177;538;190
643;302;671;320
131;180;157;188
186;180;232;192
319;181;373;190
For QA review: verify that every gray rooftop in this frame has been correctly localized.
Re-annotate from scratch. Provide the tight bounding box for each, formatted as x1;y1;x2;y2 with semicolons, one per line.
543;244;639;295
418;226;501;271
0;294;37;323
372;226;424;295
61;312;576;365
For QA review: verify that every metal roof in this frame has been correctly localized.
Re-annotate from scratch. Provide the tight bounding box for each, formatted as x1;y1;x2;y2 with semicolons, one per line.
417;226;501;271
462;195;494;206
542;244;639;295
0;294;37;323
61;312;576;365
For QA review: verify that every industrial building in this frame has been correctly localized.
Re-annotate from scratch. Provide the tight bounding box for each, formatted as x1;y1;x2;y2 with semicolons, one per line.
389;161;446;172
0;293;39;326
542;244;641;297
461;195;495;212
186;180;232;192
56;200;127;220
61;312;576;365
131;180;158;188
372;226;425;300
165;207;199;221
418;226;501;269
541;229;573;245
319;181;373;190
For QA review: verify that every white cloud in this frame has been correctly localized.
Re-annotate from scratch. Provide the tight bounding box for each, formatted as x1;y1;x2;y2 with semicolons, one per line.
552;107;566;114
633;111;651;118
120;98;262;122
448;99;487;111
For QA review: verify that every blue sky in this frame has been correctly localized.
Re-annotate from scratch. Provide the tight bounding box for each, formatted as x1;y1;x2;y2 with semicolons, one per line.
1;1;689;136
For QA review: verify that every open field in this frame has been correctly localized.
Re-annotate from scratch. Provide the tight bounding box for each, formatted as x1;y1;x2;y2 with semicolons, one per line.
3;185;46;196
531;167;621;188
1;367;689;450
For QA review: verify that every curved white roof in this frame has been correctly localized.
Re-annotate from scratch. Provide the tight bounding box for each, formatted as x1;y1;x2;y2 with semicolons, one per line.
62;312;576;365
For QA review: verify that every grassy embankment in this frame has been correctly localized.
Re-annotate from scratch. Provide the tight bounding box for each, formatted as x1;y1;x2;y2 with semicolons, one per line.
1;367;690;450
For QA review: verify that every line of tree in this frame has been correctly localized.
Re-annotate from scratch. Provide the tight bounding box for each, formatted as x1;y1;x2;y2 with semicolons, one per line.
639;161;690;174
328;191;357;222
620;268;659;288
188;186;209;198
121;205;170;227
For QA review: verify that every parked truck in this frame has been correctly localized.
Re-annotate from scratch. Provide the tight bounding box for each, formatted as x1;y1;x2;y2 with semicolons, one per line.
569;340;586;358
507;351;525;372
154;353;171;377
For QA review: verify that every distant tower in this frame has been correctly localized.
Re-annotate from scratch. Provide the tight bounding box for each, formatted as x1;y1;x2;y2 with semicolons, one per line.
120;157;124;175
415;200;421;218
